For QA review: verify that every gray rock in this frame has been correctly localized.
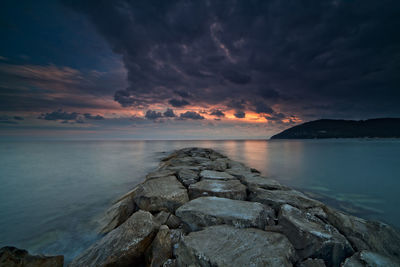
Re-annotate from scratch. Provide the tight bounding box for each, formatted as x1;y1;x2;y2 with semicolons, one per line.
98;193;136;234
134;176;189;213
199;170;236;180
70;210;159;267
204;158;229;171
175;196;272;231
342;250;399;267
323;206;400;262
0;246;64;267
188;179;247;200
278;204;353;267
166;214;181;229
175;225;296;267
249;186;323;211
298;258;326;267
162;259;177;267
155;211;172;225
146;169;176;180
176;169;199;187
146;225;172;267
239;173;289;190
164;165;203;172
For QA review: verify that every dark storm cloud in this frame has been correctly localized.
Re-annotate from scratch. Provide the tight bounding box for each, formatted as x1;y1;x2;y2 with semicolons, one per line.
255;102;274;114
163;108;176;117
210;109;225;117
234;111;246;119
145;110;163;120
168;99;190;107
179;111;205;120
38;109;104;123
174;90;191;98
62;0;400;119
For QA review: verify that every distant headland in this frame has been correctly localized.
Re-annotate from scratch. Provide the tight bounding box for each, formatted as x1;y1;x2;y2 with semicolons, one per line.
271;118;400;139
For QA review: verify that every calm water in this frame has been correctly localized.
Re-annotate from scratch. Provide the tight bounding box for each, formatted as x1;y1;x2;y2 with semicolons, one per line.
0;139;400;262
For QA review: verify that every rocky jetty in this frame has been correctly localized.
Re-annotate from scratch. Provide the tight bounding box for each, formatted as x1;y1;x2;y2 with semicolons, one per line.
0;246;63;267
7;147;399;267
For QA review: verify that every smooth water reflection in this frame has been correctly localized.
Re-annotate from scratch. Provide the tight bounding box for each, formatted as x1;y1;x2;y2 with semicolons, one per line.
0;139;399;263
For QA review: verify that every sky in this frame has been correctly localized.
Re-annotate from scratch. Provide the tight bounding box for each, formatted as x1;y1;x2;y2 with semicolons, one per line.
1;0;399;140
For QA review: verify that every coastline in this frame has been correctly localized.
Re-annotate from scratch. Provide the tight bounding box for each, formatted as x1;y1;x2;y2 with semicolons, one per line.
2;147;400;266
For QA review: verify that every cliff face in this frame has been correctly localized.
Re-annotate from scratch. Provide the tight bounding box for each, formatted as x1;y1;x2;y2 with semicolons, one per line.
271;118;400;139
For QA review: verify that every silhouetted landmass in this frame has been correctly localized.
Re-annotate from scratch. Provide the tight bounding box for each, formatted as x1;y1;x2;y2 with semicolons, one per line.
271;118;400;139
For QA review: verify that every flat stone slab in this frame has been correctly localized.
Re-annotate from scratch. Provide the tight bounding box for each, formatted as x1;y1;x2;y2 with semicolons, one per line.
177;168;199;187
146;169;176;180
249;186;323;210
175;225;296;267
70;210;159;267
175;196;271;231
188;179;247;200
278;204;353;266
199;170;236;180
342;250;399;267
239;174;290;190
134;176;189;212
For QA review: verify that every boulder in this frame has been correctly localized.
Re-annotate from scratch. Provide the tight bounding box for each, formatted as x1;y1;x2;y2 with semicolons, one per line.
175;196;272;231
175;225;296;267
146;225;172;267
70;210;159;267
188;179;247;200
278;204;353;267
239;173;290;190
298;258;326;267
0;246;64;267
99;194;136;234
249;186;323;211
162;259;177;267
342;250;399;267
154;211;181;229
146;169;176;180
199;170;236;181
323;206;400;262
134;176;189;213
176;169;199;187
204;158;229;171
155;211;172;225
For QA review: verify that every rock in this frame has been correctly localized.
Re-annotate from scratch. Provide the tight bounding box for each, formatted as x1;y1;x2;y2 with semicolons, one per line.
298;258;326;267
323;206;400;262
164;165;203;172
249;186;323;211
70;210;159;267
155;211;172;225
188;179;247;200
0;246;64;267
239;173;289;190
176;169;199;187
278;204;353;267
175;225;296;266
99;195;136;234
342;250;399;267
250;167;260;173
162;259;177;267
146;225;172;267
170;229;185;253
146;169;176;180
166;214;181;229
199;170;236;180
134;176;189;213
175;196;272;231
204;158;229;171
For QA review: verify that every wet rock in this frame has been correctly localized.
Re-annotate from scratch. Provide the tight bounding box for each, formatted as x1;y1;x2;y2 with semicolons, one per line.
278;204;353;267
162;258;177;267
164;165;203;172
0;246;64;267
176;169;199;187
99;194;136;234
188;179;247;200
175;225;296;267
175;196;272;231
298;258;326;267
146;225;172;267
70;210;159;267
323;206;400;262
134;176;189;213
342;250;399;267
239;173;289;190
199;170;236;180
249;186;323;211
155;211;171;225
204;158;229;171
146;169;176;180
166;214;181;229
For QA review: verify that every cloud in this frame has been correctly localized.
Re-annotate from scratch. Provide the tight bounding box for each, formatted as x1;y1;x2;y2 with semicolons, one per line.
84;113;104;120
13;116;24;120
169;99;190;107
222;69;251;85
255;102;274;114
234;110;246;118
210;109;225;117
38;109;104;123
145;110;163;120
163;108;176;117
179;111;205;120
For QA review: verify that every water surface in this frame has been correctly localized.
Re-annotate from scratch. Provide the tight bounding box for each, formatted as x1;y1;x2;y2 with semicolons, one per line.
0;139;399;262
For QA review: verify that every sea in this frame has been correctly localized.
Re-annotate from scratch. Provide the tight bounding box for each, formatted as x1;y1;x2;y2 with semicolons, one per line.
0;139;399;263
